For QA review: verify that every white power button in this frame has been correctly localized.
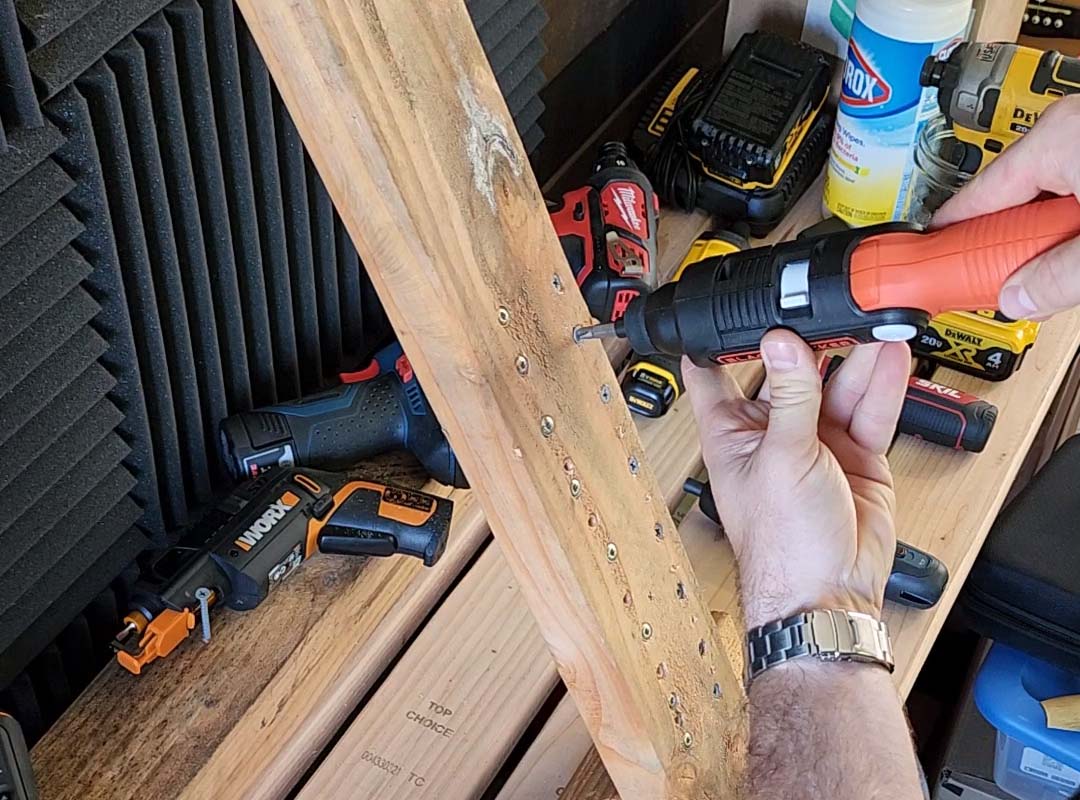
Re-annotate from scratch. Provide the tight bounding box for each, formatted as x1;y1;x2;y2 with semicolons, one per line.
872;324;919;342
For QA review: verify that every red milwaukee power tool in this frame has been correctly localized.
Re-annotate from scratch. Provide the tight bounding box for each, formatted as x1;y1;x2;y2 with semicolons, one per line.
574;197;1080;364
549;142;661;323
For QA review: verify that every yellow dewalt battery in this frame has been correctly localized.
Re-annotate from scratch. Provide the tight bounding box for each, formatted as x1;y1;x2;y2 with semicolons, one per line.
673;229;750;280
912;310;1041;381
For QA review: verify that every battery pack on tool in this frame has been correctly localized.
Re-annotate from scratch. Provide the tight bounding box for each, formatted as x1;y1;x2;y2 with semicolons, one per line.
623;230;750;418
631;32;833;235
913;310;1040;381
622;353;684;418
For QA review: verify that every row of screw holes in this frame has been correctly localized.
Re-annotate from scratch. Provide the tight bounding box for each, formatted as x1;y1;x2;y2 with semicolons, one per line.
503;289;723;751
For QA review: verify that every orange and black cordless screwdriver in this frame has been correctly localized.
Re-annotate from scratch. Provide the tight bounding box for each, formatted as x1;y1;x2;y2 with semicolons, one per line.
574;198;1080;364
111;467;452;675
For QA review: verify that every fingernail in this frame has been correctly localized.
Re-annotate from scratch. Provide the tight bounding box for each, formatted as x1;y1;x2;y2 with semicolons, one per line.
1000;284;1040;319
762;341;799;372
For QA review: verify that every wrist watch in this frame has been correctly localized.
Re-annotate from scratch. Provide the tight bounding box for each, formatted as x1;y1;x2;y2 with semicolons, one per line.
746;609;895;682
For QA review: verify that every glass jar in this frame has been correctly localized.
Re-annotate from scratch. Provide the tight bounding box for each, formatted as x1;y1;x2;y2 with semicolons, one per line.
905;115;978;227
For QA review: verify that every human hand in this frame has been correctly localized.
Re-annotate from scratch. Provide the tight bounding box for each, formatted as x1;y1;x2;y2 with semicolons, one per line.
685;331;910;629
934;95;1080;321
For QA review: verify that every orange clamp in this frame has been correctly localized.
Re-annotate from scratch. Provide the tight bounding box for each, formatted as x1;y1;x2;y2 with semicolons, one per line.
850;197;1080;318
116;608;196;675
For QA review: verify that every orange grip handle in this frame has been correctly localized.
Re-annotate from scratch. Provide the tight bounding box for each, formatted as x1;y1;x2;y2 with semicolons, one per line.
850;197;1080;318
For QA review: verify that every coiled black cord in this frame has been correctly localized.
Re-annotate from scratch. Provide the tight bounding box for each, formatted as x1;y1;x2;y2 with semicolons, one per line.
645;70;713;212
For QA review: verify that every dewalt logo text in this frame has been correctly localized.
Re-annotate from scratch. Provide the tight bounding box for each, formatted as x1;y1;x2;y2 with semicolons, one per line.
944;328;983;346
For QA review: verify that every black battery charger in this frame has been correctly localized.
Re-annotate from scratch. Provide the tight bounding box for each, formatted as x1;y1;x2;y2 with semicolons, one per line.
631;31;834;236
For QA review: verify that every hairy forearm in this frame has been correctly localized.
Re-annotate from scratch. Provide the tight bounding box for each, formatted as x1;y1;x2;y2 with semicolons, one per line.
744;661;924;800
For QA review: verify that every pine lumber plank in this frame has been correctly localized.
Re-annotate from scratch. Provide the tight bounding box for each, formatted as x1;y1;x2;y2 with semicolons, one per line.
234;2;746;796
296;540;553;799
972;0;1028;42
506;170;828;800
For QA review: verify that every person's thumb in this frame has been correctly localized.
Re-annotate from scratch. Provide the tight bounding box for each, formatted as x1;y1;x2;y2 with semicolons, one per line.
760;329;822;453
1000;236;1080;321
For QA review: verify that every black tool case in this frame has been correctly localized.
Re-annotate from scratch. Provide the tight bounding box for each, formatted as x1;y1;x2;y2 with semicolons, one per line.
960;435;1080;671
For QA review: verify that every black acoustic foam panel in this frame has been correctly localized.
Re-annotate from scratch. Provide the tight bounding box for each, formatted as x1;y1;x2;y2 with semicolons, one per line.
0;0;547;741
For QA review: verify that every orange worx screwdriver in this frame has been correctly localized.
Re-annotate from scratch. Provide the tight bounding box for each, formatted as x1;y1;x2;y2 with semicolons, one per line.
573;197;1080;366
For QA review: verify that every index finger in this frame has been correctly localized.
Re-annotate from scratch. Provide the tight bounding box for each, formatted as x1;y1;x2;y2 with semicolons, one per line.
932;99;1080;228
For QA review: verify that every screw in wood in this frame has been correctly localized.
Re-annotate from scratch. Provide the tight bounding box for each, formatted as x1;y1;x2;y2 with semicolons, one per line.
654;523;664;540
698;639;707;657
515;355;529;375
552;274;564;293
599;384;612;403
676;582;686;600
712;683;722;699
674;711;684;727
587;513;598;528
641;622;653;640
570;478;582;498
540;416;555;437
683;732;693;748
628;456;640;475
669;693;679;709
497;306;511;326
606;542;618;561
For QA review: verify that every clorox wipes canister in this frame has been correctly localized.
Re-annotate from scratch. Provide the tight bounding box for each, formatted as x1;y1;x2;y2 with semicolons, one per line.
825;0;972;226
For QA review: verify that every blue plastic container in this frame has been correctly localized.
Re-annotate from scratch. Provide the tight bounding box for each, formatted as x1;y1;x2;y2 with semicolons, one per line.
975;644;1080;799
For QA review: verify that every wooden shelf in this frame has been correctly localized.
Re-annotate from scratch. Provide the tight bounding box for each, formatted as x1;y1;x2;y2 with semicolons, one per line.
30;1;1057;798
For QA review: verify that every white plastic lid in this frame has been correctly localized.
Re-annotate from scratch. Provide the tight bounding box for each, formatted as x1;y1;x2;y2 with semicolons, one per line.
855;0;972;43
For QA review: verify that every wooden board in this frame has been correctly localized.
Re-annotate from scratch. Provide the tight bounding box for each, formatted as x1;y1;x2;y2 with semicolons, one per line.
296;540;554;799
234;2;745;796
972;0;1028;42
